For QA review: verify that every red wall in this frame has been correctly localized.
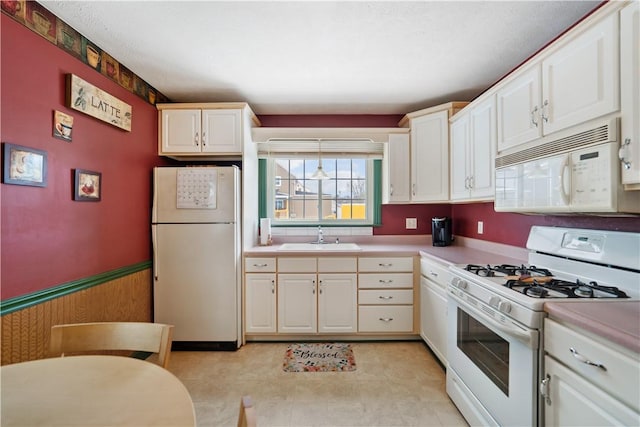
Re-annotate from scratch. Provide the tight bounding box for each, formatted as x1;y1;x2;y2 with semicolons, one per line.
1;15;167;300
451;202;640;248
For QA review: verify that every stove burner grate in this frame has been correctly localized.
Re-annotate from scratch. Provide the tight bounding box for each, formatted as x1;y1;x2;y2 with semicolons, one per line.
465;264;553;278
504;278;629;299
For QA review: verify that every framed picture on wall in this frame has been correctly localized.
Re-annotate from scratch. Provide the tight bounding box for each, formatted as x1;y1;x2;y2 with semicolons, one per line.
2;143;48;187
74;169;101;201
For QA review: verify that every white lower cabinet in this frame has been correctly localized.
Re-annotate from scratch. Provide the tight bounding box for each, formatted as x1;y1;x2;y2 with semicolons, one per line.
318;273;357;333
358;257;415;333
419;255;450;366
244;273;276;333
277;273;317;333
245;255;414;336
542;318;640;426
277;257;357;334
244;257;277;333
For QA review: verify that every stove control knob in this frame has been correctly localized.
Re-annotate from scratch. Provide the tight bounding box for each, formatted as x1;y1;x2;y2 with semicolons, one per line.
498;301;512;314
489;296;500;308
458;280;468;290
451;277;460;287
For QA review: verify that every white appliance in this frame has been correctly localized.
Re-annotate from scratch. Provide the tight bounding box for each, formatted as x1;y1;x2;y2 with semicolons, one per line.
152;166;241;350
446;226;639;427
495;118;640;213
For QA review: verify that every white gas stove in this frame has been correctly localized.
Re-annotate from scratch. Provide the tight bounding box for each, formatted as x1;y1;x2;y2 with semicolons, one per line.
446;226;640;427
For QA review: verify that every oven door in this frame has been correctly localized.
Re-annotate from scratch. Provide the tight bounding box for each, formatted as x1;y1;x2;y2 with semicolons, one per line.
447;287;539;427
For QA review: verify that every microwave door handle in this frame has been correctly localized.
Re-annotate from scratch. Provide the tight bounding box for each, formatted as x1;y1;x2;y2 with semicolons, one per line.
559;155;570;206
448;287;538;348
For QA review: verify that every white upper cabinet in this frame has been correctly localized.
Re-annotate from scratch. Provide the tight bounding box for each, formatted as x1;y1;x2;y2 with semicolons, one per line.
396;103;467;204
497;12;619;154
450;96;496;201
411;110;450;202
496;66;541;152
620;1;640;189
384;133;411;203
157;103;259;158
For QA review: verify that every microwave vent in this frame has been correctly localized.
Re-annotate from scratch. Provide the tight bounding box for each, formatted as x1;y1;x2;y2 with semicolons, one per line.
496;122;612;168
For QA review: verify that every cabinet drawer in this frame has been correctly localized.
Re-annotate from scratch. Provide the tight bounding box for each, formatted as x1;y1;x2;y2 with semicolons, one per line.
544;318;640;411
245;257;276;272
420;257;451;289
359;273;413;289
318;257;357;272
278;257;317;273
359;257;413;272
358;306;413;332
359;290;413;305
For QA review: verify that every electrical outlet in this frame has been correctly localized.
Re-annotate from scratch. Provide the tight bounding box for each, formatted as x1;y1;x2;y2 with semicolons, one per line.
477;221;484;234
406;218;417;229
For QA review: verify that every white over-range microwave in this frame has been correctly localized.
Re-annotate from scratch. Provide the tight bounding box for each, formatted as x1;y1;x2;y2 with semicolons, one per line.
495;118;640;214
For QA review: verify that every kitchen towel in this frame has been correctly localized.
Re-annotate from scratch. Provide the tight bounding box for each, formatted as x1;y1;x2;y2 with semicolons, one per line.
260;218;271;245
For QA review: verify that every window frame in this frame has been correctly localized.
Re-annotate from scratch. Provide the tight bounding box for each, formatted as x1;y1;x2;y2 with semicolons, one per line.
263;155;376;226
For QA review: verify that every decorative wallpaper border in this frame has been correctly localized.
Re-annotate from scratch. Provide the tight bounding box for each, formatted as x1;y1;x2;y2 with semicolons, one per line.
1;0;169;105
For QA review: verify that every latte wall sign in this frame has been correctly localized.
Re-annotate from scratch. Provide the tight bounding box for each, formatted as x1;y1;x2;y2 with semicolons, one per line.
67;74;132;131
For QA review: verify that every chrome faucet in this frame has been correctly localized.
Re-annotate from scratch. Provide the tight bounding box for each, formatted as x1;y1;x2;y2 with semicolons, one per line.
317;226;324;244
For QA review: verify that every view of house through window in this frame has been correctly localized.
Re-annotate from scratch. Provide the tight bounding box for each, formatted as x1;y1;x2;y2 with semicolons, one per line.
271;157;371;223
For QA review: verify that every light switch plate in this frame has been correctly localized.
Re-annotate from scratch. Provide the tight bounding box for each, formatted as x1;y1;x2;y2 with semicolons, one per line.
477;221;484;234
406;218;417;229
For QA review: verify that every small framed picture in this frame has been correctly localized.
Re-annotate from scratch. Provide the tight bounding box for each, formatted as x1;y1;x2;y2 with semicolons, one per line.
53;110;74;141
74;169;101;201
2;143;48;187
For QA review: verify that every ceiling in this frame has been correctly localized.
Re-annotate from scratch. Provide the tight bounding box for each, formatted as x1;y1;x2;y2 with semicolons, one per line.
40;1;601;115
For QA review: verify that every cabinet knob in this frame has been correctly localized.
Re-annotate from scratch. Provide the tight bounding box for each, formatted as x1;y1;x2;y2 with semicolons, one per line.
379;317;394;322
378;295;393;300
195;132;199;146
202;132;206;146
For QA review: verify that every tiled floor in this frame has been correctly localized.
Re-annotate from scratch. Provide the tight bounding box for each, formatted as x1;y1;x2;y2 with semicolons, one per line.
166;341;468;427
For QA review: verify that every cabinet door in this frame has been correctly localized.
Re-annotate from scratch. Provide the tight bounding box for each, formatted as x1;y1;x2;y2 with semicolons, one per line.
318;273;357;333
543;356;640;427
411;110;450;202
245;273;276;333
497;66;542;152
420;277;447;366
277;274;316;333
450;114;470;201
385;133;411;203
542;13;619;136
201;109;242;154
621;1;640;187
469;96;496;199
160;109;202;153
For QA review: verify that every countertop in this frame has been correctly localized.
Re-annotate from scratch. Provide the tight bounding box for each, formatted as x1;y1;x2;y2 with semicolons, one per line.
545;301;640;354
245;235;528;266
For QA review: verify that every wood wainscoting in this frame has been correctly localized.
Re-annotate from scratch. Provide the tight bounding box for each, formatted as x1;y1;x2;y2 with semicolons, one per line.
1;268;152;366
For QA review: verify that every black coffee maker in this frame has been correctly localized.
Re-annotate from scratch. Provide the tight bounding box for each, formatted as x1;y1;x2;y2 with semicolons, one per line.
432;217;453;247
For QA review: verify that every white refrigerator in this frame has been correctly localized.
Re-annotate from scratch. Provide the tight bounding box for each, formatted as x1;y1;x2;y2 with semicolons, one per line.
152;166;241;350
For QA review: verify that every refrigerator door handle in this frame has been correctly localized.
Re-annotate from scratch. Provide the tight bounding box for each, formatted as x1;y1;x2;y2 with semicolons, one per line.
152;226;158;281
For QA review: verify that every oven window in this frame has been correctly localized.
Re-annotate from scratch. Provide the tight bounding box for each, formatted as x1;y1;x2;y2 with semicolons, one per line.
457;307;509;396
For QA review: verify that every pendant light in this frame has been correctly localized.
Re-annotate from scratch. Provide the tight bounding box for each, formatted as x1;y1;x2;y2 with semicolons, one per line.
310;139;329;180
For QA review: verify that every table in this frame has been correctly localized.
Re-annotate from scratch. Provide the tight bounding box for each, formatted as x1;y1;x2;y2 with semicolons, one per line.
1;355;196;426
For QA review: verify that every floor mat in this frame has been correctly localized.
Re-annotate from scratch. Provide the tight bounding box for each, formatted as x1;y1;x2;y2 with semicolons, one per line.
283;343;356;372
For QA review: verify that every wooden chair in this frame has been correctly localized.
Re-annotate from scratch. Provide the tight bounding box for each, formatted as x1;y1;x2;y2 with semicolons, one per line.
49;322;174;369
237;395;257;427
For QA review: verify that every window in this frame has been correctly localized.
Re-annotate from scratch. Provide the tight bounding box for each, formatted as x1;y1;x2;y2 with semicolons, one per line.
261;156;379;225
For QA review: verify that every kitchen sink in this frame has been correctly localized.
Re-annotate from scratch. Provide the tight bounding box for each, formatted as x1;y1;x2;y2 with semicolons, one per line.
278;242;361;251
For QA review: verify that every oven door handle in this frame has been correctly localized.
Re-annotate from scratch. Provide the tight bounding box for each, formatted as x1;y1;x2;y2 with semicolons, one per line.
449;289;538;348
